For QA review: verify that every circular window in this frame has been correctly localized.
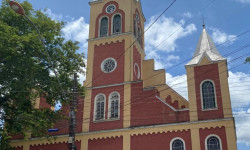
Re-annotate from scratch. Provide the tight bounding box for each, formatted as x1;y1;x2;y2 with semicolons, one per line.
101;58;117;73
106;4;116;13
134;63;140;79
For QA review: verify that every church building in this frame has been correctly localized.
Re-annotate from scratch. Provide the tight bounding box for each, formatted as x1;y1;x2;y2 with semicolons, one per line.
11;0;237;150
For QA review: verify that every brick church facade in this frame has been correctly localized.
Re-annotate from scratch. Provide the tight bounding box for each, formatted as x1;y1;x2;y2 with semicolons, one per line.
11;0;237;150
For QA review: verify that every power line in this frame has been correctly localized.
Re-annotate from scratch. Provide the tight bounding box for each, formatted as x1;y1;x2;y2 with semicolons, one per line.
4;37;248;102
83;0;177;88
73;50;250;108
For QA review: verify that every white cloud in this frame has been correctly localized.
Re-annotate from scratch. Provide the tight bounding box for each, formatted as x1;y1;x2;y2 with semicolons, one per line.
145;16;196;53
165;73;188;99
62;17;89;54
228;71;250;108
167;55;180;62
42;9;88;84
79;59;87;85
210;28;236;45
235;0;250;3
43;8;63;21
78;72;86;85
234;109;250;145
145;16;196;70
182;12;193;18
43;9;89;55
150;54;181;70
154;60;165;70
228;72;250;145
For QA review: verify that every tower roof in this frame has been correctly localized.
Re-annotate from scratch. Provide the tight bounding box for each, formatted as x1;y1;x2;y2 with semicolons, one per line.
186;27;226;66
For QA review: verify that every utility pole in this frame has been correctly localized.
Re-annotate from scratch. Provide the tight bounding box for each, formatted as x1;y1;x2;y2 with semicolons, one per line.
69;73;78;150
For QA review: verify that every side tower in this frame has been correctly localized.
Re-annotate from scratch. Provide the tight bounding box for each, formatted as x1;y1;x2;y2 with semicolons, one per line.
83;0;146;132
186;25;237;149
186;25;232;121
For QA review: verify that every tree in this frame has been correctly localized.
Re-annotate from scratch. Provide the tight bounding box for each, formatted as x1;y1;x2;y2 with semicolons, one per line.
246;57;250;64
0;0;85;147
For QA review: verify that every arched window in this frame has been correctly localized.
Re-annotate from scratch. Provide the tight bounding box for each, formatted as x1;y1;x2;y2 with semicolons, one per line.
94;94;105;120
207;136;221;150
138;27;142;45
100;17;108;37
134;19;137;38
113;14;121;34
171;138;185;150
109;92;120;119
201;80;216;109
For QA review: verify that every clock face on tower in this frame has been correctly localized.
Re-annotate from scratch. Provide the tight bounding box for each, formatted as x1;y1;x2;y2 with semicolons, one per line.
101;58;117;73
106;4;116;13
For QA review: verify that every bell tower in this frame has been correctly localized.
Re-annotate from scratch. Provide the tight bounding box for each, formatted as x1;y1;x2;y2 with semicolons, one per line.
83;0;146;132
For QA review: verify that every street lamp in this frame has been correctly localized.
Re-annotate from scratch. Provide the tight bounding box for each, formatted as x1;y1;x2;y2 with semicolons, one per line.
9;1;67;108
8;0;68;101
9;0;62;90
9;1;25;15
9;1;45;49
9;1;76;150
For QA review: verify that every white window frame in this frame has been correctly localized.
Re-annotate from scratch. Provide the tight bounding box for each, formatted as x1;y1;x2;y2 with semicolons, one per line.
100;57;117;73
205;134;223;150
200;79;218;111
111;13;122;35
99;16;109;37
93;93;106;121
170;137;186;150
108;91;120;120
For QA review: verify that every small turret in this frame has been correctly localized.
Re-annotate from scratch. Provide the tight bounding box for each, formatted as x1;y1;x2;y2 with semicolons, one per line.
186;26;232;122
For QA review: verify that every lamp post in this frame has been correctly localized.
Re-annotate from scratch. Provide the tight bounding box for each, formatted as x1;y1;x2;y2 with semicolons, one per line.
9;1;45;50
9;2;76;150
9;1;66;101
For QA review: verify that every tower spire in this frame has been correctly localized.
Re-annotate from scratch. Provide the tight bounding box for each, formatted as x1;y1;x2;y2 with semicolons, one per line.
186;24;226;66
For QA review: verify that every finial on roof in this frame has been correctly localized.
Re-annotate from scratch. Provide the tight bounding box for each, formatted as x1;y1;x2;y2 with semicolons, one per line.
202;16;206;29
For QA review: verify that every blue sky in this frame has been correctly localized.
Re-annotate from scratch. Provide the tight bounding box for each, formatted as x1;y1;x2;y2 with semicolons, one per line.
2;0;250;149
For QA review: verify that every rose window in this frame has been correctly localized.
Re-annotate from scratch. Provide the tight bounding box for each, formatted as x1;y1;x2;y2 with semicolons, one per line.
106;4;116;13
101;58;117;73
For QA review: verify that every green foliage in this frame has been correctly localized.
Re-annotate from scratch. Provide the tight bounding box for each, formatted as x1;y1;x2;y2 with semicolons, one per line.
245;57;250;64
0;0;85;148
0;129;14;150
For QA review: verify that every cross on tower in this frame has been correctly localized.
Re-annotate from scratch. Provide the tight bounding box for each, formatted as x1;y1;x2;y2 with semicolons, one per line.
202;16;206;28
